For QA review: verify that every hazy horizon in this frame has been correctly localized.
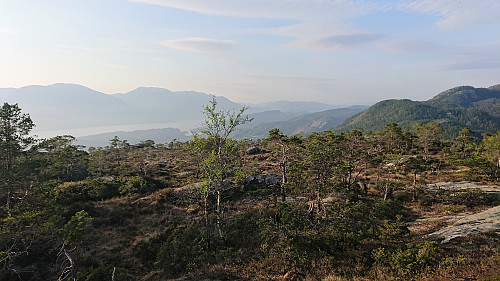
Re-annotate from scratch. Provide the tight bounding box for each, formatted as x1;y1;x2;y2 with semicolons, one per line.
1;0;499;105
2;82;375;106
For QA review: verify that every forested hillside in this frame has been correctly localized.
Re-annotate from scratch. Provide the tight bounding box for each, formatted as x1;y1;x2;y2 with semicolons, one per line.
233;106;367;139
333;85;500;138
1;101;499;281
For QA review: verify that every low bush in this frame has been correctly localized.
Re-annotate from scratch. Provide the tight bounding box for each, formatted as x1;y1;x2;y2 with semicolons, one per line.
156;224;206;276
373;240;441;275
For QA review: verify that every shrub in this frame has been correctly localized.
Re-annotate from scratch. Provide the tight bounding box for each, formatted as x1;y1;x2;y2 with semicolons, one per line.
52;179;121;203
86;179;119;200
453;190;498;208
52;181;90;203
380;216;410;243
117;176;146;195
373;241;441;275
62;210;93;245
156;224;205;276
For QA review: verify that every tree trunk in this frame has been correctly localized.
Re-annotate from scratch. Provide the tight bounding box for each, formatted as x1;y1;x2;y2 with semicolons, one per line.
58;244;76;281
383;182;392;200
280;161;286;202
281;146;287;202
6;188;11;216
204;195;210;250
412;172;417;201
215;183;225;244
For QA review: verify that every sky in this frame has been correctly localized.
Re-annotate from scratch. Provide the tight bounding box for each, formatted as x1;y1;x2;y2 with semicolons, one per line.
0;0;499;105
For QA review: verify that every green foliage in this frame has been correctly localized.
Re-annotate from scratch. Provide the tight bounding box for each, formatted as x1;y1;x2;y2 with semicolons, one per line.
117;175;146;195
62;210;93;246
257;197;408;274
380;216;410;243
52;179;119;202
52;181;90;203
449;152;499;181
426;86;499;108
156;224;205;275
333;99;444;134
225;212;262;251
37;135;88;181
0;103;34;161
52;176;147;203
481;132;500;180
1;98;499;280
413;121;442;158
333;85;500;138
0;103;35;215
187;96;252;246
86;178;120;200
373;241;440;275
303;131;343;195
452;189;499;208
373;199;407;220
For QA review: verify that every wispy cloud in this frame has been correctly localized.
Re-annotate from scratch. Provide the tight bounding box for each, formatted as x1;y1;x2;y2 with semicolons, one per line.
160;37;239;53
452;45;500;59
405;0;500;29
436;60;500;71
129;0;386;51
313;33;383;50
251;75;335;83
127;0;377;20
376;39;447;53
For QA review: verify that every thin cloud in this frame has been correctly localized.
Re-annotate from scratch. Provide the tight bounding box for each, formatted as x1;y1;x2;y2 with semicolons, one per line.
0;27;15;35
127;0;394;52
452;45;500;59
99;63;129;69
54;44;96;52
405;0;500;29
127;0;377;20
376;39;447;53
436;61;500;71
160;37;239;53
314;33;383;50
251;75;335;83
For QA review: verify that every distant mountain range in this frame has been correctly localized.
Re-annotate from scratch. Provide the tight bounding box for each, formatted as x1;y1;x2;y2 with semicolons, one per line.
0;83;359;146
332;84;500;138
2;83;498;146
233;106;367;139
0;84;239;133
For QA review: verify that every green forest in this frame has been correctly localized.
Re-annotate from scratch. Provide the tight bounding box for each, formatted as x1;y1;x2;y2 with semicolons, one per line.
333;85;500;139
1;100;499;281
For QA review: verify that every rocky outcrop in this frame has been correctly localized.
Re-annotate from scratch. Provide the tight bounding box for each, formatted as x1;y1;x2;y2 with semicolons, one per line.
245;174;281;186
428;205;500;243
246;147;265;155
427;182;500;243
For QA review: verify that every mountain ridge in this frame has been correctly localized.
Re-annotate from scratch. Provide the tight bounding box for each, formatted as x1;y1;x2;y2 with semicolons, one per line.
0;83;343;141
333;84;500;138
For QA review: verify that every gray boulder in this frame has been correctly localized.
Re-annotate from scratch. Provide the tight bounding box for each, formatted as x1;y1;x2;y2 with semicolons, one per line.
245;174;281;186
246;146;264;155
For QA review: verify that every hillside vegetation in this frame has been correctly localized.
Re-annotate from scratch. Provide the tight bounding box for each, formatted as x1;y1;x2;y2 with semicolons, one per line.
1;97;499;281
334;85;500;138
233;106;366;139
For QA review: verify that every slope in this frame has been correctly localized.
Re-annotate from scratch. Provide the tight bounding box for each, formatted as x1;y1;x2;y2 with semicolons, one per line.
234;106;367;139
333;85;500;137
